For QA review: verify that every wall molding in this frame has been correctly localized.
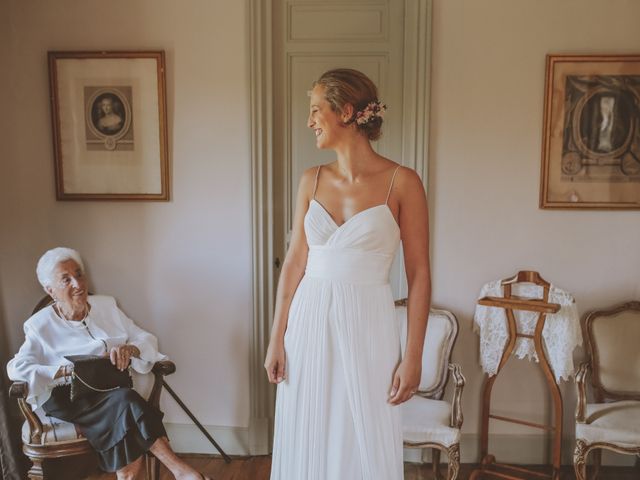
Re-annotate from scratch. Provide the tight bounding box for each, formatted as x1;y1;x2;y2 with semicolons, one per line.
248;0;275;456
165;423;250;456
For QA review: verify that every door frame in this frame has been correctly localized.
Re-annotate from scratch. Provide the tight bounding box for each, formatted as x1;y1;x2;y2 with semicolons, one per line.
248;0;432;455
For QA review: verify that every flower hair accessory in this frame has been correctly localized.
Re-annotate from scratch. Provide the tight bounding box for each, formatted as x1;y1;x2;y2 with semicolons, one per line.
355;101;387;125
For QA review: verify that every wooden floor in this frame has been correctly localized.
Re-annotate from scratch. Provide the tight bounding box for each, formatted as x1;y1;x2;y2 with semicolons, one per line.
72;455;638;480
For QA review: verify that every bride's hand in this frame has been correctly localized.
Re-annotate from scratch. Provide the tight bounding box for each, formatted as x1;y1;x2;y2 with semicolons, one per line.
264;340;286;384
388;358;421;405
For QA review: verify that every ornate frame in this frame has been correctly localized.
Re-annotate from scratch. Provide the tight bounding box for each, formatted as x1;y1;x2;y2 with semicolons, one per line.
48;51;170;200
540;54;640;209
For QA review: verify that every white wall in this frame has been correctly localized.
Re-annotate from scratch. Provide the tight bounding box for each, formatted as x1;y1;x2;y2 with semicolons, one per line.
430;0;640;464
0;0;252;451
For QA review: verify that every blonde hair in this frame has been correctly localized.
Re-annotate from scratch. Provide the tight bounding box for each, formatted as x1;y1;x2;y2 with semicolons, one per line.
313;68;383;141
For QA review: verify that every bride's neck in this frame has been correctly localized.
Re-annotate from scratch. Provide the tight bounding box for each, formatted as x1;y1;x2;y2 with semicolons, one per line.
335;142;376;181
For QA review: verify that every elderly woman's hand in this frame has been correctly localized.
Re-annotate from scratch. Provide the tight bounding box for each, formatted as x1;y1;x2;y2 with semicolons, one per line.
109;344;140;371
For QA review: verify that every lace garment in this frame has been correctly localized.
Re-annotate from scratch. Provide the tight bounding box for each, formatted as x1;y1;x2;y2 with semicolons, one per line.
473;280;581;382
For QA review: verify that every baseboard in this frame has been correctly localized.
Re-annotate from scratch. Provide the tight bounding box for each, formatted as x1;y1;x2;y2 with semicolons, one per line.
165;425;636;467
248;416;271;455
404;434;635;467
164;423;250;456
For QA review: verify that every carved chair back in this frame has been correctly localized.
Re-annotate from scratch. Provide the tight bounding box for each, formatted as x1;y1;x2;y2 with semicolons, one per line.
395;299;459;400
583;301;640;402
32;295;55;315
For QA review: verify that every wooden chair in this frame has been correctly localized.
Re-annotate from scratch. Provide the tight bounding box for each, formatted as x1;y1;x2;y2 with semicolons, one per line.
395;298;465;480
574;301;640;480
8;296;176;480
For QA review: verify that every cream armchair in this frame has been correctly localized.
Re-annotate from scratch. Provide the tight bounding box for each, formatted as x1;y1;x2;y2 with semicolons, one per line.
395;299;465;480
574;301;640;480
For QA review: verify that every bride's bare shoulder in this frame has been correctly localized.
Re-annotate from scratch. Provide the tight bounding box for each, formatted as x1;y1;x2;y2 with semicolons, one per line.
393;166;425;197
297;165;326;199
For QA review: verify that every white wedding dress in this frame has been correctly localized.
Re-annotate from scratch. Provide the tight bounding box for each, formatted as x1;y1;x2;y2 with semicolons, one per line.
270;166;404;480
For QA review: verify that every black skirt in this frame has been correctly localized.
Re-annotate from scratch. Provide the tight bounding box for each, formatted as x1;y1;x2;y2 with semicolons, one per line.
42;385;167;472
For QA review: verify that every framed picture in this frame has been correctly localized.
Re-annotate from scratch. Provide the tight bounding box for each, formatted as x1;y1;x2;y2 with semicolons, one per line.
48;51;169;200
540;54;640;209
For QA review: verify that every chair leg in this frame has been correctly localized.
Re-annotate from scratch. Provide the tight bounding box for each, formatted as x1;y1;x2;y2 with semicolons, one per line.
432;448;441;480
146;453;160;480
27;458;44;480
592;448;602;479
574;439;589;480
155;455;161;480
446;444;460;480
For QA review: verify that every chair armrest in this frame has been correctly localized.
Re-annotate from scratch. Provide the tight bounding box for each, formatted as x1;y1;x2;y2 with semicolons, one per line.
148;360;176;407
448;363;465;429
9;381;28;399
575;361;590;423
152;360;176;376
8;381;43;444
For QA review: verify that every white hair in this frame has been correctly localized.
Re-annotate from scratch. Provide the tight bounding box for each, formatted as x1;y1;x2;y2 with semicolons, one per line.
36;247;85;289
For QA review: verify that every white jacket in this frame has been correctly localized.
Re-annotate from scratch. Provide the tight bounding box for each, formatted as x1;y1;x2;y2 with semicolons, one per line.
7;295;167;408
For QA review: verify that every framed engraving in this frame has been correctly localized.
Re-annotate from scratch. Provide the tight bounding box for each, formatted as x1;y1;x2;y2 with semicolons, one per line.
48;51;169;200
540;54;640;209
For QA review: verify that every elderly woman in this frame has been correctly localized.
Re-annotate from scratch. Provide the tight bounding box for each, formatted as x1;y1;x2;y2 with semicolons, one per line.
7;247;210;480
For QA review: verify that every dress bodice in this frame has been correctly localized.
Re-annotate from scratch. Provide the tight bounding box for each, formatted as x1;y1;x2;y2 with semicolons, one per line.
303;199;400;285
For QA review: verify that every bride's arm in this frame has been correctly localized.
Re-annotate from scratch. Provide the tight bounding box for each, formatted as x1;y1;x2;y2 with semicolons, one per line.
264;168;316;384
389;167;431;405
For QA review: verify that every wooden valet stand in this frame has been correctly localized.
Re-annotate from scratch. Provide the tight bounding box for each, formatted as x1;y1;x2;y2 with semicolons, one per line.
470;271;563;480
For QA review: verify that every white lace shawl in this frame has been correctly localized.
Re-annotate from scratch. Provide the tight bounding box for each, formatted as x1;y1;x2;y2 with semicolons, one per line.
473;280;581;382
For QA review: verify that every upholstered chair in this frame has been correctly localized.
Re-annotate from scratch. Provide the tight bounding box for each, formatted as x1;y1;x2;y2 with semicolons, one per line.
8;296;176;480
395;299;465;480
574;301;640;480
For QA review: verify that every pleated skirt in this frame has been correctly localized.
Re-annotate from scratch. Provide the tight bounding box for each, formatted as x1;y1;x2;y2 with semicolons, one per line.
270;276;404;480
43;385;166;472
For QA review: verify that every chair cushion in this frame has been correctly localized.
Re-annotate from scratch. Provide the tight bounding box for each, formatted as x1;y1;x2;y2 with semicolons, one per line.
401;396;460;447
22;408;84;445
576;400;640;448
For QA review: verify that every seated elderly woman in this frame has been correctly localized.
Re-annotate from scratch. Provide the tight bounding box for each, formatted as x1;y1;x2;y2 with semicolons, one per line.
7;247;211;480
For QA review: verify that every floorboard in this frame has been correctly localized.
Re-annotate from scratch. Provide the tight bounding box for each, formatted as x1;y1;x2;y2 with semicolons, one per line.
66;454;638;480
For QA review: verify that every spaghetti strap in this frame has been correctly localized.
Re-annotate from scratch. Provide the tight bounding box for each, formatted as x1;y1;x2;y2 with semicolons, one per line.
312;166;322;200
385;165;401;205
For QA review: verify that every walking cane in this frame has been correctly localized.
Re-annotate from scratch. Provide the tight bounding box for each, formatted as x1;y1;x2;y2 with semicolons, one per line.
162;381;232;463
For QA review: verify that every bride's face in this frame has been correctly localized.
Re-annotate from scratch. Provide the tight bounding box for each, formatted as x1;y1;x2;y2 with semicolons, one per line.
307;85;348;149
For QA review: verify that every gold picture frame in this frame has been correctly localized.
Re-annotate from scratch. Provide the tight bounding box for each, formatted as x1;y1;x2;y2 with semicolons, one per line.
48;51;169;200
540;54;640;209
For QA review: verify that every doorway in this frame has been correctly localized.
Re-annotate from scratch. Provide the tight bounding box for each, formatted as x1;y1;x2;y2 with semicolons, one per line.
248;0;432;454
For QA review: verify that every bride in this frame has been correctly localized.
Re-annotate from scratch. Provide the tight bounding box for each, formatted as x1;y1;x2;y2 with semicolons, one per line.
265;68;431;479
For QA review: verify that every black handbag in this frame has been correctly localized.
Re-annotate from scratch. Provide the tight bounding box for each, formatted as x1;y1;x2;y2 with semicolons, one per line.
64;354;133;401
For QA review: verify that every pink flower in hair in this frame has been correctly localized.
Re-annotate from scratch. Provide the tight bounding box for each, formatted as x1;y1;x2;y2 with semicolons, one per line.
355;101;387;125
